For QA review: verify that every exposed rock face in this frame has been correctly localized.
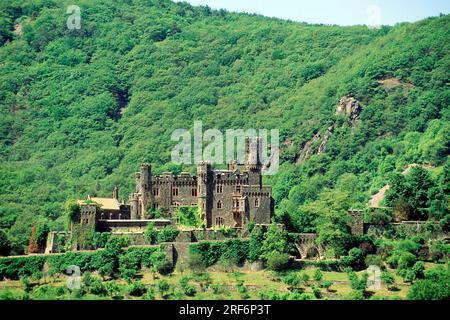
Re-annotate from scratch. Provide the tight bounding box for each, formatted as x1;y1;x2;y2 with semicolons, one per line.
336;96;362;126
295;96;362;164
296;126;333;164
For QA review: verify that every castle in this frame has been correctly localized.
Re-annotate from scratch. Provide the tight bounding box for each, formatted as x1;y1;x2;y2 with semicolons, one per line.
73;138;273;248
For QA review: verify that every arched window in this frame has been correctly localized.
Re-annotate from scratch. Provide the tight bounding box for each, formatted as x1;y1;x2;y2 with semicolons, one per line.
217;200;222;209
215;217;224;227
255;198;260;208
216;185;223;194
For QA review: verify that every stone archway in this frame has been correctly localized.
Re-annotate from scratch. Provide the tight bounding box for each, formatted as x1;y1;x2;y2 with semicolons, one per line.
294;233;324;260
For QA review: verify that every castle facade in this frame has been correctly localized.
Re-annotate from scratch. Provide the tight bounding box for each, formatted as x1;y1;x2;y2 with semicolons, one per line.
77;138;272;234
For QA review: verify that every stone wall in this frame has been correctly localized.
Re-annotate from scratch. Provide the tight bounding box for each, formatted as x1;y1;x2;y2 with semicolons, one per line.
364;221;449;239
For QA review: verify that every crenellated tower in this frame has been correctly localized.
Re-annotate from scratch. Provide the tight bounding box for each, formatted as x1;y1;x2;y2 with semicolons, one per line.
197;161;212;227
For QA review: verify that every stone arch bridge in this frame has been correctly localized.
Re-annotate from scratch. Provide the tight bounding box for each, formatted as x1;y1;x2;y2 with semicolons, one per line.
293;233;325;260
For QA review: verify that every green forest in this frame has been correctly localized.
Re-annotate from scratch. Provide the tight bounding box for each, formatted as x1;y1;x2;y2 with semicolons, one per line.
0;0;449;260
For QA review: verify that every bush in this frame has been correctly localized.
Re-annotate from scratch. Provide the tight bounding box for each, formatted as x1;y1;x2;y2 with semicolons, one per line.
157;226;179;243
144;223;158;244
151;252;173;275
179;276;197;297
313;269;323;282
93;232;111;249
266;251;291;272
340;248;365;270
157;279;170;299
321;280;333;291
128;281;147;297
408;266;450;300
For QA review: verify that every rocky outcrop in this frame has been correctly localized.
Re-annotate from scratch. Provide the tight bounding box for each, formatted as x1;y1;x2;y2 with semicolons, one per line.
295;96;363;164
336;96;362;126
296;126;333;164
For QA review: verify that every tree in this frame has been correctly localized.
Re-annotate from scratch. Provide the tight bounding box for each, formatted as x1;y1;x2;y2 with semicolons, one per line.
0;229;11;256
247;226;264;262
260;223;289;260
408;266;450;300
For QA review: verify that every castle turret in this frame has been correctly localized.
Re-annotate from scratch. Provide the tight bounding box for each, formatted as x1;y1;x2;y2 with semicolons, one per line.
245;137;262;186
139;163;153;219
129;193;139;220
197;161;212;227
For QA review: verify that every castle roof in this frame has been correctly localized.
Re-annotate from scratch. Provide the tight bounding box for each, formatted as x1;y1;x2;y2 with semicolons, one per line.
78;196;121;211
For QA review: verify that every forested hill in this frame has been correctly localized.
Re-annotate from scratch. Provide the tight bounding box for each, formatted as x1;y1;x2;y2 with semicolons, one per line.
0;0;448;253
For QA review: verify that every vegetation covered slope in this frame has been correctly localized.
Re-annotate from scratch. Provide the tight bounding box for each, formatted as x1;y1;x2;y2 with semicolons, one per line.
0;0;448;253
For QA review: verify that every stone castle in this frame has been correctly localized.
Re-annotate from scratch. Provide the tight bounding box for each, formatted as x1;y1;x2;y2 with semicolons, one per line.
73;138;273;248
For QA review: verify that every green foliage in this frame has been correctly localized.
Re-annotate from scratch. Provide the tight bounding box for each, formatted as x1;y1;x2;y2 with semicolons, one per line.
175;206;202;227
247;226;265;262
347;270;369;298
340;248;366;270
157;279;170;299
189;239;250;268
260;223;290;261
144;223;158;245
93;232;111;249
408;265;450;300
0;229;11;256
265;251;291;272
128;281;147;297
157;226;179;243
313;269;323;282
179;276;196;297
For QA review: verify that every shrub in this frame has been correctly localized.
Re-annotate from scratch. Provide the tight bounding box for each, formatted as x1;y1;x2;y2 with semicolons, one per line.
266;251;290;272
408;266;450;300
128;281;147;297
93;232;111;249
364;254;384;268
312;285;322;299
313;269;323;282
144;223;158;244
179;276;197;297
157;226;179;243
151;252;173;275
157;279;170;299
282;272;300;290
143;288;155;300
340;248;365;270
321;280;333;291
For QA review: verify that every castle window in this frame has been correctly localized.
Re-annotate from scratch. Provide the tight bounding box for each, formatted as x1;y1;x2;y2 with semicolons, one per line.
217;200;223;209
236;185;241;194
216;185;223;194
172;187;179;197
255;198;260;208
215;217;224;227
192;188;197;197
153;188;160;196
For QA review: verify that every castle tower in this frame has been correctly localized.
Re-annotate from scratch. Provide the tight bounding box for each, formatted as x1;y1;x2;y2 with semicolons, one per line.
197;161;212;227
139;163;153;219
245;137;262;186
129;193;139;220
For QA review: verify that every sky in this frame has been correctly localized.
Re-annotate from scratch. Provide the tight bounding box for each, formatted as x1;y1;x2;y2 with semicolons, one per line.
174;0;449;26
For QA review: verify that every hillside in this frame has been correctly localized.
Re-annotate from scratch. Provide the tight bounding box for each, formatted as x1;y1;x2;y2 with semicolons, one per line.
0;0;449;253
